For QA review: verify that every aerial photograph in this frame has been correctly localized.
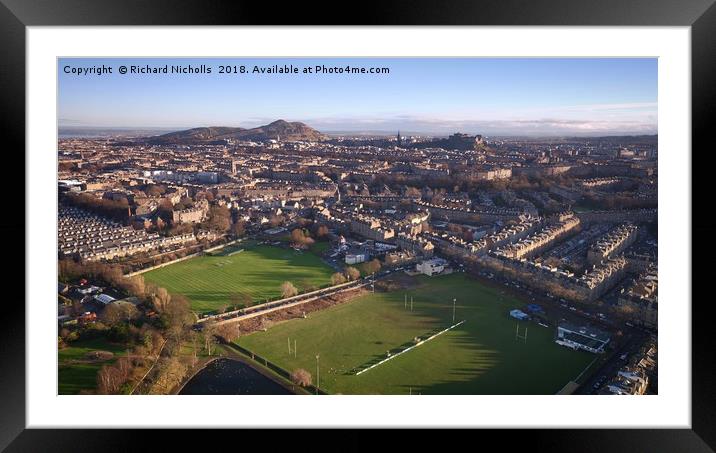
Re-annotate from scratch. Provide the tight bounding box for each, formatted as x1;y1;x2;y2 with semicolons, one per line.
57;58;657;396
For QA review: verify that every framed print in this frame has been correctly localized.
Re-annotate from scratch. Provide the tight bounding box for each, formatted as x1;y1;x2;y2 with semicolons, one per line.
2;0;714;450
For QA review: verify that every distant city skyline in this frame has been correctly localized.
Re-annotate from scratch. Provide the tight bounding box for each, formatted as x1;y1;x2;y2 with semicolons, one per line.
59;58;657;136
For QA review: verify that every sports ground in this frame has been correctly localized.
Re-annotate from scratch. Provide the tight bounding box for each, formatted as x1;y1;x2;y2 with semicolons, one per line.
143;243;334;314
236;273;594;394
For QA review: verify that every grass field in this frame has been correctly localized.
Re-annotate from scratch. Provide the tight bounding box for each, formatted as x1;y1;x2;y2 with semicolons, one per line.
309;241;331;255
58;337;127;395
237;273;594;395
143;244;334;314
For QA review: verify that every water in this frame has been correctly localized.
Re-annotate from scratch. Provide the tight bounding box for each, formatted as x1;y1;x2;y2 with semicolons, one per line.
58;127;179;139
179;358;293;395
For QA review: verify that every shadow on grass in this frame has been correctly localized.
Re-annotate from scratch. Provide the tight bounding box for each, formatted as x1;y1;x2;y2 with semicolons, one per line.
344;324;470;376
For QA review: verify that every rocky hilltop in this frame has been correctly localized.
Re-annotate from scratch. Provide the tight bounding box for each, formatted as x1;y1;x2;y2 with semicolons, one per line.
147;120;327;144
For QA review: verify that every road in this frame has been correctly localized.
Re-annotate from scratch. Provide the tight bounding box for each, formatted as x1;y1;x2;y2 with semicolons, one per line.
575;328;649;394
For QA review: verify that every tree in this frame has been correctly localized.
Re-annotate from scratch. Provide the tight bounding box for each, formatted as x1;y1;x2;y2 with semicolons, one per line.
119;275;146;298
97;364;122;394
229;292;252;309
164;294;193;340
97;356;134;394
269;214;283;227
166;221;194;237
281;281;299;298
174;196;193;211
405;186;422;198
64;192;131;221
101;302;139;325
70;300;84;317
363;259;382;275
231;221;246;238
147;285;171;313
145;184;167;197
157;198;174;222
290;228;307;245
331;272;347;285
189;331;199;368
345;267;361;281
216;323;241;343
290;368;312;387
196;191;214;202
289;228;314;247
146;356;189;395
202;319;217;356
315;224;329;239
542;257;562;269
206;206;231;232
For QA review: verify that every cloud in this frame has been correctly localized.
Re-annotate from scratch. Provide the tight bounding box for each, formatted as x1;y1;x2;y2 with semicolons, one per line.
61;109;657;137
552;102;657;112
58;118;86;125
305;115;656;136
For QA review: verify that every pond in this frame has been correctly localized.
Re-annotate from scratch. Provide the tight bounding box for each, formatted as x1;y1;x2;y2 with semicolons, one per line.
179;358;294;395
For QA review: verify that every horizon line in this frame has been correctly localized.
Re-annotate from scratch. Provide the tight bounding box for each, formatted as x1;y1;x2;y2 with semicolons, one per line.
58;124;658;137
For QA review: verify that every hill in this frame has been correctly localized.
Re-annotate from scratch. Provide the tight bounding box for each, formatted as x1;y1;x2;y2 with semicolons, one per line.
146;120;327;144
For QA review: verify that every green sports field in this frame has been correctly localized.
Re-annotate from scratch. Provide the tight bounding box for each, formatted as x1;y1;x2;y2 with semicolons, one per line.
143;244;334;314
236;273;594;394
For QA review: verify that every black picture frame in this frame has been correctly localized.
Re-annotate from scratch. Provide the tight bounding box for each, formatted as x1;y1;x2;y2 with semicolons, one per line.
2;0;713;450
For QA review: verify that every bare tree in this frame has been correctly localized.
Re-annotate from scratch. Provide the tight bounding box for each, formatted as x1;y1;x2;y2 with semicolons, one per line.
114;274;146;298
97;365;120;394
290;368;312;387
269;214;283;227
331;272;347;285
345;267;361;281
206;205;231;232
216;323;241;343
202;319;217;356
542;257;562;269
363;259;382;275
101;302;139;325
290;228;306;245
231;221;246;238
281;281;299;298
96;356;134;394
290;228;314;248
190;331;199;368
147;284;171;313
315;224;329;239
229;292;252;310
146;357;189;395
165;294;193;341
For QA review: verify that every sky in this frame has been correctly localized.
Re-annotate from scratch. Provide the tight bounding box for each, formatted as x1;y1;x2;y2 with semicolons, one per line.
58;58;657;136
